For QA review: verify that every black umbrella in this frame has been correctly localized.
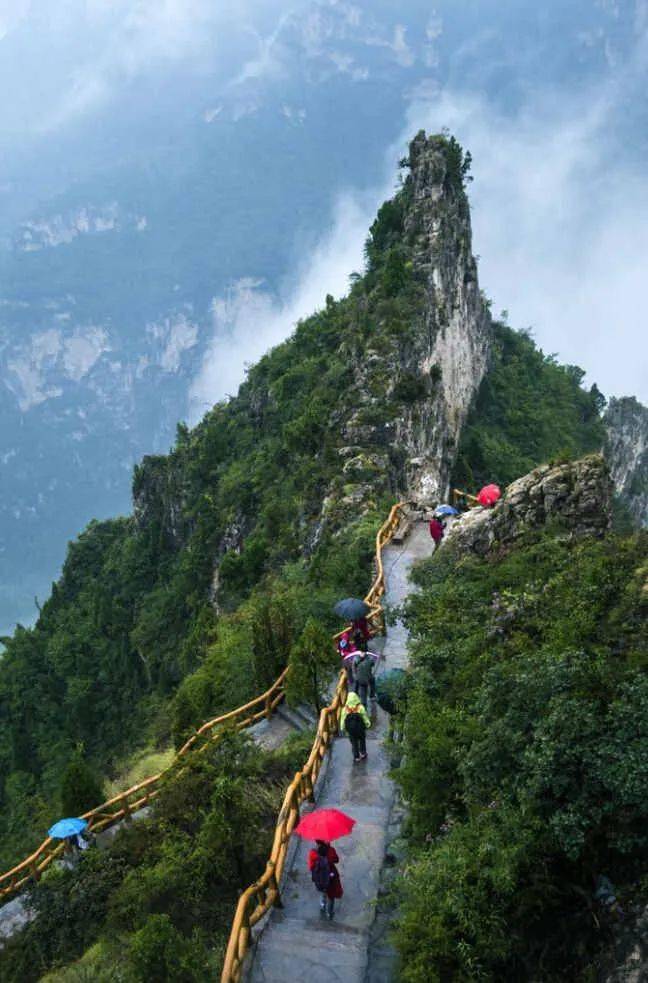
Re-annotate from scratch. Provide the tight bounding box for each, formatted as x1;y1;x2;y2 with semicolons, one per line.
375;668;409;715
334;597;371;621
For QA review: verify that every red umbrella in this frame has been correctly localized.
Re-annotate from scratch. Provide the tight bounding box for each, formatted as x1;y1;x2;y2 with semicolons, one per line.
477;483;501;507
294;808;356;842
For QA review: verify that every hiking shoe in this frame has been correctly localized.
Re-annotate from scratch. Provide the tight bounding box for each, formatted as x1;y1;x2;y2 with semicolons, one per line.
360;752;368;760
353;756;361;763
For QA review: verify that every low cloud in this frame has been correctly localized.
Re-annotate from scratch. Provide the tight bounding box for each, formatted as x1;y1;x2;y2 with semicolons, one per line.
191;45;648;422
188;190;384;421
0;0;296;137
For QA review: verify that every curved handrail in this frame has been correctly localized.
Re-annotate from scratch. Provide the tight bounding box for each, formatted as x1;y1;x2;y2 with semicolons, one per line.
0;668;289;901
220;501;408;983
0;501;408;907
451;487;479;507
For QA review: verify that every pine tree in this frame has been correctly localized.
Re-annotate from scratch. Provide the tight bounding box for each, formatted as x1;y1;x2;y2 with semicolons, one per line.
286;618;339;715
60;752;105;817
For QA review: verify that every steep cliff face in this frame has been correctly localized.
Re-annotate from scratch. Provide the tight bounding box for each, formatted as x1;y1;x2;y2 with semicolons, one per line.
334;133;492;518
138;133;493;559
398;133;492;501
604;396;648;527
443;453;612;557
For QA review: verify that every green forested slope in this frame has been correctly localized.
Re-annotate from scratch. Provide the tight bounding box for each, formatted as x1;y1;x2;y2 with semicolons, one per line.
452;322;605;491
0;136;605;874
0;280;392;865
396;529;648;981
0;144;427;865
0;730;316;982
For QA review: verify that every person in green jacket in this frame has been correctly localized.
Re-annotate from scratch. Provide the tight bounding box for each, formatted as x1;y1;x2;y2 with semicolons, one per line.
340;692;371;763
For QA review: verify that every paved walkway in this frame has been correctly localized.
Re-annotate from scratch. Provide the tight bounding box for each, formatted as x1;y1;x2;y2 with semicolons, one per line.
247;521;433;983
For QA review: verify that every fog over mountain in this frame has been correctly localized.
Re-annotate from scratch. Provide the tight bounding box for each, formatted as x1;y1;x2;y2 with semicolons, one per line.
0;0;646;633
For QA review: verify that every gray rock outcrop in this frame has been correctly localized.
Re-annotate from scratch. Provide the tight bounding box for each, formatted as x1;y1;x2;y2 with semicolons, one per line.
129;134;493;577
443;454;612;557
393;131;492;503
604;396;648;528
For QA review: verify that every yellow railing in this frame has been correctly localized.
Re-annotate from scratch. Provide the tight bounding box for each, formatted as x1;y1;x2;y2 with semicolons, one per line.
0;669;288;902
220;501;407;983
0;501;408;911
451;487;479;508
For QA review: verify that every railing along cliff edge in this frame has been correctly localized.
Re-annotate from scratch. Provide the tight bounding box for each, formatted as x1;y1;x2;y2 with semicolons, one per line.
220;501;407;983
0;669;289;902
0;501;407;910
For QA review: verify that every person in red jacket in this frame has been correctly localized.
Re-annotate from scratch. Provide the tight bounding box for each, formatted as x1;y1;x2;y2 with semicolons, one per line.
429;516;444;546
308;839;343;919
337;630;357;685
351;615;371;642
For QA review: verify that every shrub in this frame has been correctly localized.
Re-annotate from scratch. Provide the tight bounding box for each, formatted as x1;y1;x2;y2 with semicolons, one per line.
395;530;648;979
60;754;105;817
392;372;427;405
129;915;211;982
286;618;339;714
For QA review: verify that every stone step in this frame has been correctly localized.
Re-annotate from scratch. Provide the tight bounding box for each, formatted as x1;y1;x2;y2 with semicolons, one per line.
291;704;318;729
275;704;309;732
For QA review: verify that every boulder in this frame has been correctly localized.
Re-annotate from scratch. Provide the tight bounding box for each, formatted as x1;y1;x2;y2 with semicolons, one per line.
444;454;612;557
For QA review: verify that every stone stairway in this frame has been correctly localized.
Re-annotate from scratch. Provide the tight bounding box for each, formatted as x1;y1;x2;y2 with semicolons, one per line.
246;522;433;983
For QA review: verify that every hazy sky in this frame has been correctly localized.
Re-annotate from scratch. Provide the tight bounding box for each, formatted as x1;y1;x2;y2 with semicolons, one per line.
2;0;646;409
190;0;648;411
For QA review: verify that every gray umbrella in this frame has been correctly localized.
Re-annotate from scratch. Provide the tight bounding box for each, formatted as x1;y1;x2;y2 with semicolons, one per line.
333;597;371;620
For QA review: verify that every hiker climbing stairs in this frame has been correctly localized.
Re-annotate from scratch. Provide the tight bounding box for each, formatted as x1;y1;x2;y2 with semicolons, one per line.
0;501;429;971
242;521;433;983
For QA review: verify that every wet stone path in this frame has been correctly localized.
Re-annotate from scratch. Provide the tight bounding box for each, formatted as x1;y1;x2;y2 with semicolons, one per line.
247;522;433;983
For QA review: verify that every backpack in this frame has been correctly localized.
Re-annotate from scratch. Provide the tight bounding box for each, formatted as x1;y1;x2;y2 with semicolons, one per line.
311;854;332;892
345;706;365;737
355;655;373;685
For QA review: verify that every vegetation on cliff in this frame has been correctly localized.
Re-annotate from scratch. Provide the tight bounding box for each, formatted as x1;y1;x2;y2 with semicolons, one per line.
0;133;609;887
0;730;315;982
395;528;648;981
452;321;605;491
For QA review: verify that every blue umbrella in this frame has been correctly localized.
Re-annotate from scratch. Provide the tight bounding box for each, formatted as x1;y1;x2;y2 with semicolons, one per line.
434;505;459;517
48;817;88;839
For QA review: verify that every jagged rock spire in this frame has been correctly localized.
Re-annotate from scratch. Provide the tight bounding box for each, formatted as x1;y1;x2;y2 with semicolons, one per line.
393;132;492;502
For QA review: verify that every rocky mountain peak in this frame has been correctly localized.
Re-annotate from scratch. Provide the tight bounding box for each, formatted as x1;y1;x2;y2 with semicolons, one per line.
604;396;648;527
384;132;492;503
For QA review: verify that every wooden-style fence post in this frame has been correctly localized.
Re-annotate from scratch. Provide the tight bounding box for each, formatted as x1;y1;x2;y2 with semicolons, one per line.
121;794;132;824
267;862;283;909
303;770;315;804
239;902;251;975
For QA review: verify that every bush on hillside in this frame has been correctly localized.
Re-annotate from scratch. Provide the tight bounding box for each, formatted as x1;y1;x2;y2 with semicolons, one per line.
452;323;605;492
395;530;648;980
0;732;312;982
60;754;105;817
286;618;339;714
